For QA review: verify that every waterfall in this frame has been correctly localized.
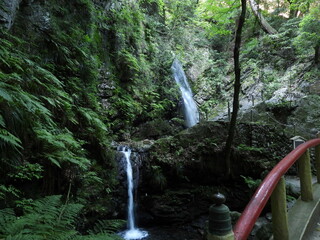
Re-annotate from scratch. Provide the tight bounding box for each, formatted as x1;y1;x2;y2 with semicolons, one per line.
171;58;199;128
119;147;148;240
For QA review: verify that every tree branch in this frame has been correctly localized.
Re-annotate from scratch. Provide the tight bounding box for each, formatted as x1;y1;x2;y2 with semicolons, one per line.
248;0;277;34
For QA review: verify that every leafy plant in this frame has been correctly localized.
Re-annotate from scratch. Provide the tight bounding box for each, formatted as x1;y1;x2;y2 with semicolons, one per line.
237;144;264;153
241;175;261;190
196;0;241;36
88;219;126;234
8;163;43;181
150;165;167;190
0;195;122;240
294;5;320;62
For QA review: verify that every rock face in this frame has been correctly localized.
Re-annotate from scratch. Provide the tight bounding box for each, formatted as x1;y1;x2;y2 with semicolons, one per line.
135;121;292;226
0;0;22;29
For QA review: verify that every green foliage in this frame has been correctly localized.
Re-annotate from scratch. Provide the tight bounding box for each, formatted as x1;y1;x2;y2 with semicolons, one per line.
294;6;320;57
240;175;261;190
34;127;89;169
8;163;43;181
74;234;122;240
0;185;20;201
288;0;317;14
0;195;121;240
0;0;117;212
237;144;265;153
164;0;198;26
0;195;80;238
88;219;126;234
286;194;296;202
150;165;167;190
102;0;179;132
196;0;240;36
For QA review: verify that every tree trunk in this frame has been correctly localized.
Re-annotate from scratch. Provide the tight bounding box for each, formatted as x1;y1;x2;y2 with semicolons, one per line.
287;0;298;18
249;0;277;34
224;0;246;178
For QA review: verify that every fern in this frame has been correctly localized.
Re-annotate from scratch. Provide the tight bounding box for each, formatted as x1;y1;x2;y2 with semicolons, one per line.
0;195;81;239
5;235;42;240
0;196;122;240
0;129;22;149
0;208;16;235
73;233;123;240
89;219;126;234
33;127;89;169
0;114;5;127
0;8;116;218
0;86;13;102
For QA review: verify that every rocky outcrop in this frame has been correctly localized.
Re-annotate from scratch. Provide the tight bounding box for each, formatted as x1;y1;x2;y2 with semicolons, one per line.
0;0;22;29
135;121;292;226
143;121;291;184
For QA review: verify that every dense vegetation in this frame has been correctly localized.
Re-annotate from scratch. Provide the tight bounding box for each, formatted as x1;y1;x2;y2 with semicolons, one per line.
0;0;319;239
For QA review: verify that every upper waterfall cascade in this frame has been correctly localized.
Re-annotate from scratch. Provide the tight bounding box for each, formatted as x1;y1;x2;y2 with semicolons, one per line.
171;58;199;128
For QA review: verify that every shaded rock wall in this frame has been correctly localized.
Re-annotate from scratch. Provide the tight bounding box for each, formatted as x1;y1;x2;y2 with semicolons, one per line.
0;0;22;29
134;121;292;226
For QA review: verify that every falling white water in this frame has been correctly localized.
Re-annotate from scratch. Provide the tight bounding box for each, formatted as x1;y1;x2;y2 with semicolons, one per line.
171;58;199;128
119;147;148;240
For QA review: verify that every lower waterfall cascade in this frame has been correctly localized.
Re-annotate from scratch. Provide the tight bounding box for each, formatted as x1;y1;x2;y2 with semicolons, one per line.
118;147;148;240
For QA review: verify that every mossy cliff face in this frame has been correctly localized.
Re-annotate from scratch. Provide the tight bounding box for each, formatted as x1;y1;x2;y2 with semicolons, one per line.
145;121;291;183
138;121;291;225
0;0;191;227
0;0;119;219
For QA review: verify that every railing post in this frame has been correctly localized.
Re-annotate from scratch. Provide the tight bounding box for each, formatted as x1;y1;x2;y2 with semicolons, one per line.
207;193;234;240
298;149;313;201
316;133;320;183
271;176;289;240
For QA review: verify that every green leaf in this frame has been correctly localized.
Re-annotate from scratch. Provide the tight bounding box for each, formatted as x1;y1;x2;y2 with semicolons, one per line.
0;129;22;149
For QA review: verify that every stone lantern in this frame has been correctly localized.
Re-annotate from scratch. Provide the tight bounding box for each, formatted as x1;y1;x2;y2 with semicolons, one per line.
290;136;306;149
207;193;234;240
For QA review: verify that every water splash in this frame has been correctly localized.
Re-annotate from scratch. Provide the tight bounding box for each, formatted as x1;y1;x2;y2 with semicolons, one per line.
119;147;148;240
171;58;199;127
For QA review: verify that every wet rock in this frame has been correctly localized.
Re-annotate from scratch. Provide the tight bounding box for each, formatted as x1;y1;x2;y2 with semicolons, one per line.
0;0;22;29
140;189;210;225
132;119;184;140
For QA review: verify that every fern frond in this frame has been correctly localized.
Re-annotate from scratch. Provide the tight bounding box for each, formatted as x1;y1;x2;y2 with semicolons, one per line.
0;87;13;102
0;114;5;127
89;219;126;234
0;195;87;239
73;233;123;240
5;234;42;240
0;208;16;235
0;185;20;201
34;127;90;168
78;107;108;132
57;203;83;227
0;128;22;149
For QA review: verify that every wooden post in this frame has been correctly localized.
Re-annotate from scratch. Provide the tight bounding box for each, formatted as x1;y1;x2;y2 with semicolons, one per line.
316;133;320;183
271;177;289;240
298;149;313;201
227;102;231;122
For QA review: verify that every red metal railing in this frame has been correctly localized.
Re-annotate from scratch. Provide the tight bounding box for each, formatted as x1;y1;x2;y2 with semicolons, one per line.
233;138;320;240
